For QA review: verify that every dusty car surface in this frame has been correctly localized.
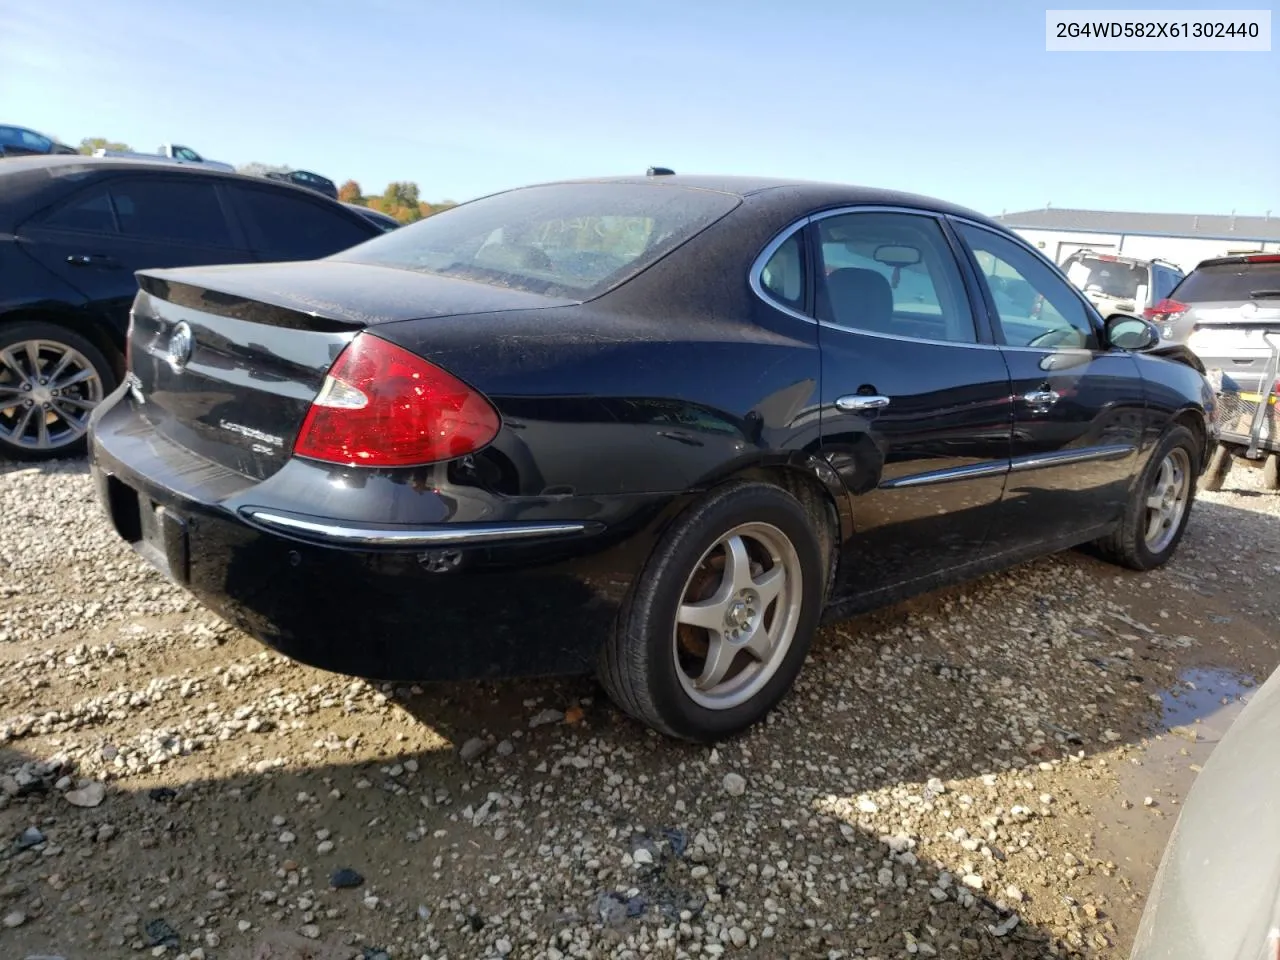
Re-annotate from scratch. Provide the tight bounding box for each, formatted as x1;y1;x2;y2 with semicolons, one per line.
88;172;1216;741
1130;663;1280;960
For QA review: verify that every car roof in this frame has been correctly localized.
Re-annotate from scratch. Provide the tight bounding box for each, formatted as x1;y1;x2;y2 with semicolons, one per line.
0;155;367;231
536;173;1003;227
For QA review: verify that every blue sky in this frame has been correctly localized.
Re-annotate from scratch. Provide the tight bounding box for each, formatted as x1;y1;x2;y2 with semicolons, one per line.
1;0;1275;215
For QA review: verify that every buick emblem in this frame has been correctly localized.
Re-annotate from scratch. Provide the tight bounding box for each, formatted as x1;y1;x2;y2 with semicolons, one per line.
166;321;194;372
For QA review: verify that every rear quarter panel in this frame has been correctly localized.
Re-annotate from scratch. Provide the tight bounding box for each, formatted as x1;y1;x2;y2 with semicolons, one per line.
373;306;822;500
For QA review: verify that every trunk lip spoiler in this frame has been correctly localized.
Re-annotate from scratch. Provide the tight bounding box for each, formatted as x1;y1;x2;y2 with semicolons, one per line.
239;508;599;547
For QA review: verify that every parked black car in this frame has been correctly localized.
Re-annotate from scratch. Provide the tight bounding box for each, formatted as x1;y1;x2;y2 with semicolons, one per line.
344;202;400;232
0;125;78;158
265;169;338;199
88;173;1216;741
0;156;381;459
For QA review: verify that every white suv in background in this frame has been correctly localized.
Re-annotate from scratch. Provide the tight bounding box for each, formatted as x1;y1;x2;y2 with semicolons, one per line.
1061;250;1184;326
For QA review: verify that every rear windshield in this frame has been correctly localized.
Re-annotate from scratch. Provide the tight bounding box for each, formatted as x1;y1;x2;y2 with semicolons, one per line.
1064;257;1148;299
333;182;740;299
1172;261;1280;302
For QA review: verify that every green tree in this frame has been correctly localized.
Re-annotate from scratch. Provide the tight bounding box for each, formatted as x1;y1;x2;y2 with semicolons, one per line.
78;137;130;155
382;181;420;209
338;180;363;204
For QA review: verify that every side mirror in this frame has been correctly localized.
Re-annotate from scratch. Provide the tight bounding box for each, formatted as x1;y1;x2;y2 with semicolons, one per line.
1105;314;1160;351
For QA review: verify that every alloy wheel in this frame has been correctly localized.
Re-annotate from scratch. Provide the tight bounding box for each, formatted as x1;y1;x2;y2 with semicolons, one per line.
672;522;803;710
1144;447;1191;554
0;339;105;452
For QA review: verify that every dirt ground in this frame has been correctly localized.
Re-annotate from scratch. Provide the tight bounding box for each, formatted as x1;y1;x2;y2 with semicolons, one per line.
0;456;1276;960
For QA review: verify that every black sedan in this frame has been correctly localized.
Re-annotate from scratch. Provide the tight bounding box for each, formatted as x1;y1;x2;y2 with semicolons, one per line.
87;173;1217;741
0;156;381;459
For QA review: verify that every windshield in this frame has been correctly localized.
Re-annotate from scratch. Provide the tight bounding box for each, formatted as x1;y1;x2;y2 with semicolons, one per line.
1065;257;1148;299
1173;261;1280;303
334;182;740;299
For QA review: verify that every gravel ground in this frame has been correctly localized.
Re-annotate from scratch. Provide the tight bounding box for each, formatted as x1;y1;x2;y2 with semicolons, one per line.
1;457;1278;960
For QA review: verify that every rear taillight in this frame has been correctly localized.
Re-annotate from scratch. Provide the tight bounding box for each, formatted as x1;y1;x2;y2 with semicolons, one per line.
293;333;500;468
1143;298;1189;322
1245;254;1280;263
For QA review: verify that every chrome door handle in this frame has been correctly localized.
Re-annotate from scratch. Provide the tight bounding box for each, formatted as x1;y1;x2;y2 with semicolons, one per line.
835;394;891;412
1023;390;1060;405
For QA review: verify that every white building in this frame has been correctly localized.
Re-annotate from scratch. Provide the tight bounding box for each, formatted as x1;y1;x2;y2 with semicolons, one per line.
993;207;1280;274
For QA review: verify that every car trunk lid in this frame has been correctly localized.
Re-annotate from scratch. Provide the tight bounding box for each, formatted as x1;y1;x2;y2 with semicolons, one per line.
127;261;572;480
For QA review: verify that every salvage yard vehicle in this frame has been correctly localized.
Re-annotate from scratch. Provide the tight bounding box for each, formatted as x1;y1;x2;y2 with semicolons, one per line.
0;124;78;157
88;172;1217;741
0;156;382;459
1129;663;1280;960
92;142;235;172
265;169;339;199
1062;250;1184;324
1172;254;1280;490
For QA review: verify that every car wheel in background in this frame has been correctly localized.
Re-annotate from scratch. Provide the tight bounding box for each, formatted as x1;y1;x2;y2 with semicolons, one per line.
599;481;826;741
1199;444;1231;492
0;321;117;460
1096;425;1199;571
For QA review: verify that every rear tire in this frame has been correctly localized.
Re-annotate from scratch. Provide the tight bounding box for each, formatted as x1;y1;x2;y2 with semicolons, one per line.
1199;444;1231;492
1263;453;1280;491
1096;425;1198;571
0;321;117;461
599;481;826;741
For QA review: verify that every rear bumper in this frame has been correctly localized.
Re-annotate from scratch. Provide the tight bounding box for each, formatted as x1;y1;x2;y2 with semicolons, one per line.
88;387;680;681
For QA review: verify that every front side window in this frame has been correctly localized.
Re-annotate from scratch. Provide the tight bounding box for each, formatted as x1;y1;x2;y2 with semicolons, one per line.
815;212;977;344
958;223;1097;350
336;183;741;299
110;178;234;247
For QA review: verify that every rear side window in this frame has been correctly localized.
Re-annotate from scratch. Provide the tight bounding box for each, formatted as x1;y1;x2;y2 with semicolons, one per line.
41;187;117;233
37;178;233;245
1172;261;1280;302
111;178;234;247
230;185;375;259
336;182;741;299
758;232;806;311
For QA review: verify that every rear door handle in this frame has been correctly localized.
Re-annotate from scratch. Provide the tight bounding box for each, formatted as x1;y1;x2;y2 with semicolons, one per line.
1023;390;1060;405
66;253;120;267
835;394;891;412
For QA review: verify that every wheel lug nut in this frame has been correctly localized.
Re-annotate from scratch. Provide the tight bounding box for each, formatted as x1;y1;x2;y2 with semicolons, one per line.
41;402;50;410
38;378;47;385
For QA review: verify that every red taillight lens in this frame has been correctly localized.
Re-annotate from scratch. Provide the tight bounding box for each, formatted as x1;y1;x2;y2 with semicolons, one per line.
1143;298;1189;321
1245;254;1280;263
293;334;500;468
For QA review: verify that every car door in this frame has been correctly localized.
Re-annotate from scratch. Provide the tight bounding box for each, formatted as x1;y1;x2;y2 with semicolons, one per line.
16;175;254;338
952;220;1146;551
222;182;379;261
775;209;1013;604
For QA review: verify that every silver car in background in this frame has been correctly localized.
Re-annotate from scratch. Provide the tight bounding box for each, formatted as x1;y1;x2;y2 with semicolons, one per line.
1165;255;1280;394
1130;662;1280;960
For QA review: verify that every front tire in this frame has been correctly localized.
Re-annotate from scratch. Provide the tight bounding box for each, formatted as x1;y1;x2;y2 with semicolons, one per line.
1096;425;1198;571
0;321;117;461
599;481;826;741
